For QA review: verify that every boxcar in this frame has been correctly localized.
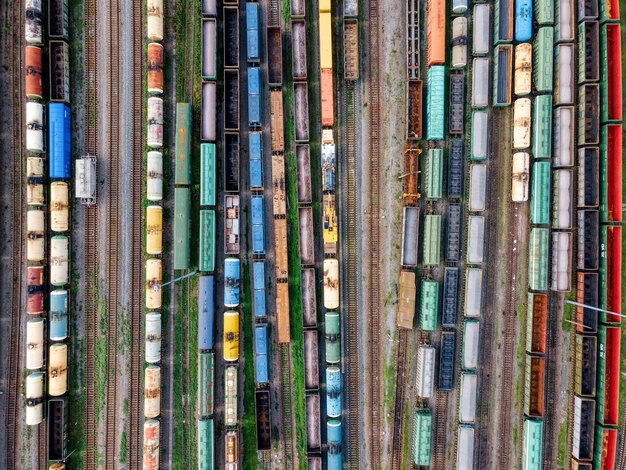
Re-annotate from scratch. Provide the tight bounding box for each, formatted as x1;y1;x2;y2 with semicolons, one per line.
452;0;468;14
419;280;439;331
48;103;71;178
426;0;446;66
416;345;436;398
198;276;214;350
249;133;263;189
413;410;432;466
198;419;214;470
530;161;551;224
50;235;69;287
248;67;262;127
442;267;459;327
426;66;445;140
144;365;161;418
325;312;341;363
145;313;162;363
50;290;68;341
223;311;240;361
552;169;573;229
439;332;456;390
200;144;216;205
253;261;267;318
467;215;485;265
459;372;478;423
326;366;341;418
201;81;217;141
327;419;342;469
255;324;269;384
173;188;190;269
515;0;533;41
224;258;240;308
198;352;215;417
422;214;441;266
175;103;192;185
199;210;215;272
146;205;163;255
25;372;44;425
147;151;163;201
145;259;162;309
424;149;443;199
471;110;489;160
48;343;68;396
528;228;549;291
246;3;259;63
148;43;164;94
522;419;543;469
533;27;554;93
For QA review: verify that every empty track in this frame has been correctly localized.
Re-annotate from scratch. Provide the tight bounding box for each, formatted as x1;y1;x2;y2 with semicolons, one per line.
390;330;409;470
431;391;449;469
280;344;296;468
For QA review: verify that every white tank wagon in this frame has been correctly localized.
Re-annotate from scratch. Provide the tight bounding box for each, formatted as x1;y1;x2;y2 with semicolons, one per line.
553;107;574;167
144;365;161;418
147;0;164;42
26;318;45;370
552;232;572;292
145;313;162;363
50;182;69;232
48;343;68;396
514;44;532;96
26;102;44;153
323;259;339;310
143;419;160;469
469;164;487;212
513;98;531;149
451;17;467;69
415;344;436;398
75;155;97;204
27;157;45;206
50;235;69;287
147;151;163;201
146;259;162;309
27;209;45;262
25;0;43;45
25;372;45;425
511;152;530;202
147;97;164;148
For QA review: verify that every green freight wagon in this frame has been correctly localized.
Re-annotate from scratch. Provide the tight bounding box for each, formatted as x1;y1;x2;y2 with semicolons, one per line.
426;66;445;140
530;162;551;225
528;228;549;291
534;0;554;26
197;418;214;470
325;312;341;363
201;143;216;206
198;351;214;416
533;27;554;93
419;280;439;331
173;187;190;270
175;103;192;185
412;410;432;466
422;214;441;266
199;210;216;272
532;95;552;159
522;419;543;470
424;149;443;199
598;0;620;23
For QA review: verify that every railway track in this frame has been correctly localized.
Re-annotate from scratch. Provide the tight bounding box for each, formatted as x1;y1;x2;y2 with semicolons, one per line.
128;0;145;466
542;294;561;470
280;344;296;468
431;391;449;469
6;0;26;467
618;412;626;469
367;0;382;464
390;330;409;470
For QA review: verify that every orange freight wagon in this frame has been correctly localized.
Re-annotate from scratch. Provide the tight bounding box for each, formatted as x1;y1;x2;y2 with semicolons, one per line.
426;0;446;66
321;68;334;127
25;46;43;99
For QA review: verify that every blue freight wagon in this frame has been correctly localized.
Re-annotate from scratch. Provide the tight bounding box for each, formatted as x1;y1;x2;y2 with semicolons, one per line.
426;66;445;140
248;67;261;127
326;366;341;418
224;258;240;308
439;332;456;390
49;290;68;341
253;261;267;318
246;3;260;62
515;0;533;41
48;103;71;179
251;195;265;254
249;132;263;189
198;275;215;350
327;419;343;470
254;324;269;384
442;267;459;327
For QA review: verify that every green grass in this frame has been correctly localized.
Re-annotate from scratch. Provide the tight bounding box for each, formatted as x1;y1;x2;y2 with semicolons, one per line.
241;262;258;469
556;420;569;468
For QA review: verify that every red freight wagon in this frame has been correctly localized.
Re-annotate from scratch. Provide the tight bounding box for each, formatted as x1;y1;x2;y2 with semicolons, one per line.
602;24;622;122
601;225;622;323
602;125;622;223
320;68;334;127
25;46;43;99
598;326;621;426
594;426;616;470
27;266;45;314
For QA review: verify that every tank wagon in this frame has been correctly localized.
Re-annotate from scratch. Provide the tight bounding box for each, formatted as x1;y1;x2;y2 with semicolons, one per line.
512;152;530;202
143;419;160;469
148;43;164;94
27;157;45;206
147;97;164;148
144;365;161;418
514;43;532;97
25;46;43;100
145;313;162;363
27;266;45;315
326;366;341;418
451;18;467;69
25;0;44;45
49;290;68;341
26;102;44;153
147;0;164;41
515;0;533;41
26;319;44;370
224;258;240;308
325;312;341;363
327;420;342;470
26;373;44;425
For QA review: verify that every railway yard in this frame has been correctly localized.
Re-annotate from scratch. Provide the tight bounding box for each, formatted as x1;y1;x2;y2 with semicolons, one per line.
1;0;626;469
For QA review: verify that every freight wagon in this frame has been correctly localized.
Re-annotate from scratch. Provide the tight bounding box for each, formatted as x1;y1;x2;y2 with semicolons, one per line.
494;0;514;43
27;266;45;315
50;235;69;287
574;334;597;397
600;24;622;123
198;419;214;470
143;419;160;469
578;84;600;146
327;420;342;469
251;195;265;255
49;40;69;102
553;107;574;166
223;6;239;68
201;19;216;80
267;26;283;86
467;216;485;265
270;91;286;152
50;182;69;232
225;195;240;254
145;313;162;363
147;97;164;148
302;269;317;327
469;164;487;212
599;124;623;222
442;268;459;327
199;210;215;272
426;66;445;140
555;45;574;106
200;144;216;205
526;293;547;354
512;152;530;202
50;290;68;341
27;210;45;262
25;373;44;425
25;0;43;45
576;272;599;333
225;430;238;467
294;82;310;142
596;326;620;426
198;352;214;417
422;214;441;266
493;45;512;106
459;373;478;423
514;43;532;96
173;188;190;269
344;19;359;80
556;0;575;41
462;320;480;370
408;80;423;139
465;268;483;317
439;332;456;390
533;27;554;93
397;271;417;329
446;204;462;262
448;140;464;196
457;426;475;470
49;103;71;178
201;81;216;141
427;0;446;66
416;345;436;398
248;67;262;127
325;312;341;363
292;20;308;80
323;259;340;310
144;365;161;418
473;5;491;56
319;1;334;126
451;17;467;69
528;228;549;291
224;258;240;308
572;396;596;460
407;0;420;78
48;397;68;461
175;103;192;185
471;111;489;160
472;58;490;108
551;232;572;291
599;225;621;322
255;324;269;384
305;394;320;452
420;280;439;331
523;419;543;470
48;343;68;396
26;102;44;153
524;354;545;417
593;426;617;469
25;46;43;100
552;169;573;229
246;3;259;63
424;149;443;199
449;74;465;135
224;71;240;132
224;366;238;425
247;133;264;189
530;161;551;225
198;276;214;350
515;0;533;41
579;21;599;84
401;207;419;267
344;0;358;16
412;410;432;466
27;157;44;206
147;0;164;41
145;259;162;309
253;262;267;318
533;95;552;158
304;331;319;390
146;205;163;255
326;366;341;418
